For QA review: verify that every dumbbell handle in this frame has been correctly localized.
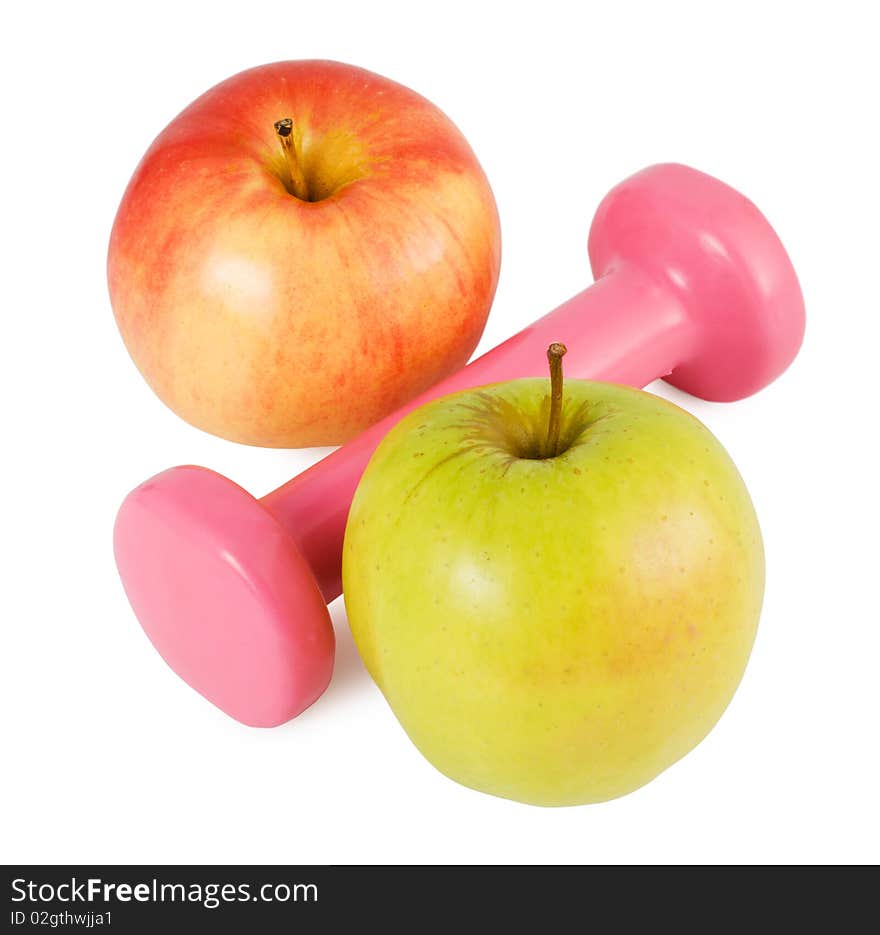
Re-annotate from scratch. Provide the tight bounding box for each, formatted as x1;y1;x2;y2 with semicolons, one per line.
262;267;690;600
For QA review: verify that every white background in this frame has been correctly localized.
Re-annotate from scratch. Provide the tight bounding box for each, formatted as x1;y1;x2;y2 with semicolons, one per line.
3;0;878;865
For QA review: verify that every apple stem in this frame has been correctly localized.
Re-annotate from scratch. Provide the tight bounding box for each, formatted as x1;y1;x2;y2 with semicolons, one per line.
274;118;310;201
546;342;568;457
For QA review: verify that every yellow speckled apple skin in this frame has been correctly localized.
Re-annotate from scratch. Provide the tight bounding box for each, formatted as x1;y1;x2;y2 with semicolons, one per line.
342;379;764;806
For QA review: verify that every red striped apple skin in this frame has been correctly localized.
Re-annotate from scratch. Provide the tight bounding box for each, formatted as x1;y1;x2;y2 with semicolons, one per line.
108;60;501;447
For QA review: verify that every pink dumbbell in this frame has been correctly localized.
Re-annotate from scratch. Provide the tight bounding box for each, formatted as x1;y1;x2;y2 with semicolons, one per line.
115;163;805;727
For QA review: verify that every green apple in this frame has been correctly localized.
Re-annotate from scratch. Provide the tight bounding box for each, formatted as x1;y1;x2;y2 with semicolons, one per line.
342;348;764;806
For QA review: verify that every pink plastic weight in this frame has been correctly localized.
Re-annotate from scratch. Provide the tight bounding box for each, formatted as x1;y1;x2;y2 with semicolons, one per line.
114;164;805;726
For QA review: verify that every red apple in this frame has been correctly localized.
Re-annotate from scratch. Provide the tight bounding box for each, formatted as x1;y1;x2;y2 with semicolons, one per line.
108;60;501;447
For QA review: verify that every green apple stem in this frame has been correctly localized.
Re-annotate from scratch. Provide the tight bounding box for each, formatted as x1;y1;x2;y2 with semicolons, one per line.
274;118;310;201
546;342;568;457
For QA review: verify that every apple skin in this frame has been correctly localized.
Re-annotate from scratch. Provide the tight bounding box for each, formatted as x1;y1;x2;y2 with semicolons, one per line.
108;60;501;447
342;379;764;806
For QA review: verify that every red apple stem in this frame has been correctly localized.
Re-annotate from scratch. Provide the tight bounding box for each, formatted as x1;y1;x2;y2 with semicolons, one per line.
546;342;568;457
274;118;310;201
